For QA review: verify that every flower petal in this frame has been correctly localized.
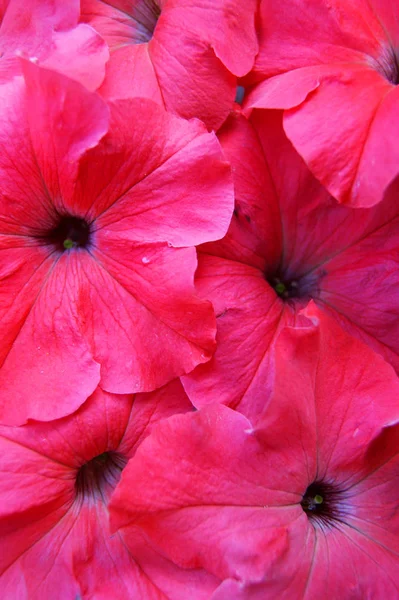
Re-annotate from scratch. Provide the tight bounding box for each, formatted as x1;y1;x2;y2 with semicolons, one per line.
80;243;217;393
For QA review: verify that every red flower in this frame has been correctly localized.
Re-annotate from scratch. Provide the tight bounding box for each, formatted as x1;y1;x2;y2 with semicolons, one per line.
182;111;399;422
81;0;258;130
110;309;399;597
0;381;219;599
0;0;108;89
0;61;233;425
246;0;399;207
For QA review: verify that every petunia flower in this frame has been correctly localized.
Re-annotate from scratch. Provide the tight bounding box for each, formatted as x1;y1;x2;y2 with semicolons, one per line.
0;380;219;599
182;110;399;423
80;0;258;130
110;309;399;598
0;0;109;89
0;60;233;425
245;0;399;207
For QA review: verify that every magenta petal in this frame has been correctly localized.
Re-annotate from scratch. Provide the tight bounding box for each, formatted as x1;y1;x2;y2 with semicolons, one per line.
0;0;108;88
0;253;100;425
268;305;399;486
0;64;108;234
303;526;399;598
247;0;399;207
246;66;322;111
0;0;81;62
252;0;388;80
375;1;399;49
111;313;399;594
40;24;109;91
0;385;212;598
150;24;236;130
99;44;164;105
1;64;231;422
347;425;399;559
22;59;109;203
204;112;282;268
161;0;258;78
182;254;304;421
72;503;214;600
110;405;301;581
0;65;111;424
96;130;233;247
0;77;56;234
283;68;398;206
73;96;233;235
83;0;258;129
212;525;399;599
188;108;399;398
80;244;217;393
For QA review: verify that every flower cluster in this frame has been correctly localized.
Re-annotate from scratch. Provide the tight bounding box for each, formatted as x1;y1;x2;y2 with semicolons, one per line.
1;1;399;598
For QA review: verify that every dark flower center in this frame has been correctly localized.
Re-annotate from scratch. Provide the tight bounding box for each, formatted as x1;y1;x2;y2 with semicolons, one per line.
377;48;399;85
130;0;161;43
269;276;300;299
45;215;91;251
75;451;127;502
301;481;344;528
235;85;246;105
390;54;399;85
266;267;326;303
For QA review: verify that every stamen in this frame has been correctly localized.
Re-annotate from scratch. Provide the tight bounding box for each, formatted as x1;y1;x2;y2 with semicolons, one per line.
301;481;346;528
42;215;91;252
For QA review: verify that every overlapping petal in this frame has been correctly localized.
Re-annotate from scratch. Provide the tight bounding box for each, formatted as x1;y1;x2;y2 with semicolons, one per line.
0;62;234;424
0;382;219;599
111;309;399;597
1;2;399;595
183;111;399;420
82;0;258;129
0;0;108;88
246;0;399;206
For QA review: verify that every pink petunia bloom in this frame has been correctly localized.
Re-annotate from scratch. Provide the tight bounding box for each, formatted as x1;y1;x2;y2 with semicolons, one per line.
182;110;399;423
0;60;234;425
245;0;399;207
110;308;399;598
0;0;109;89
80;0;258;130
0;380;219;599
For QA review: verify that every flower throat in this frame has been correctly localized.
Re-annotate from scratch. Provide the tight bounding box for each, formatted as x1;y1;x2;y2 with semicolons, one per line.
44;215;91;252
75;451;127;502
